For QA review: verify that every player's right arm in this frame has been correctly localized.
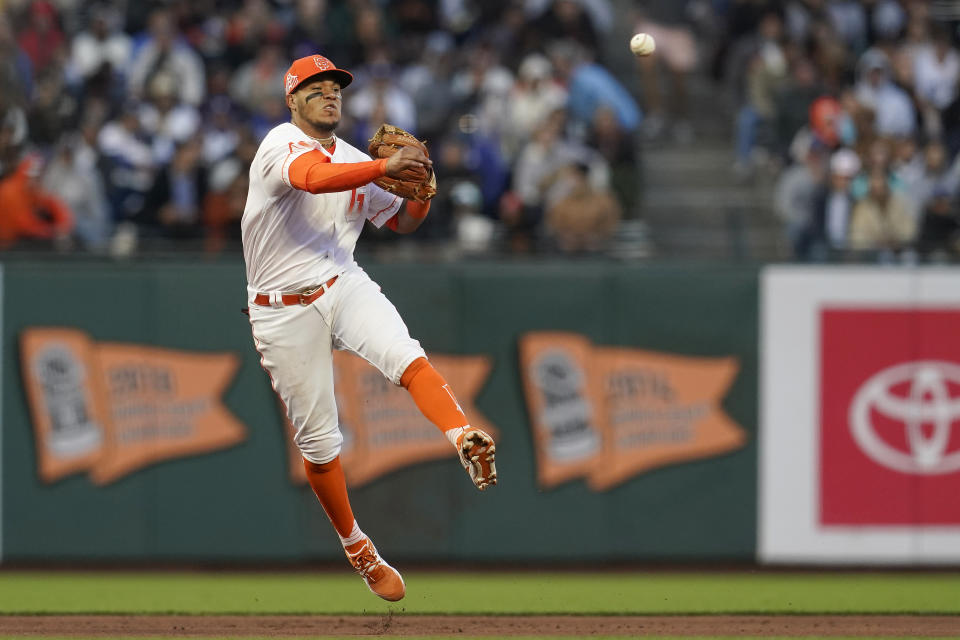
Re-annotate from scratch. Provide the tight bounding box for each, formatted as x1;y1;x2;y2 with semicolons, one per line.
284;146;431;195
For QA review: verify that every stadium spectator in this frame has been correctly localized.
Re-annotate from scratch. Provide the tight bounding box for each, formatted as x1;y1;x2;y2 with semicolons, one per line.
201;97;243;167
731;10;788;176
399;31;457;143
286;0;330;61
479;2;528;65
27;69;77;149
524;0;601;57
849;169;916;253
15;1;65;75
505;111;570;252
221;0;281;64
450;40;514;138
549;40;640;135
588;105;638;217
783;0;827;45
348;57;417;141
0;13;32;103
822;147;861;252
917;188;960;260
142;137;206;240
912;25;960;139
850;138;904;202
508;108;610;251
774;140;828;260
449;180;495;254
870;0;907;43
502;53;567;160
0;155;73;249
899;140;960;223
139;72;201;165
69;4;132;101
825;0;867;54
203;127;258;253
545;162;621;254
0;101;27;178
854;48;916;139
203;159;247;254
229;43;288;125
348;4;391;67
97;101;156;223
773;57;826;161
452;119;510;218
128;10;205;107
41;134;111;251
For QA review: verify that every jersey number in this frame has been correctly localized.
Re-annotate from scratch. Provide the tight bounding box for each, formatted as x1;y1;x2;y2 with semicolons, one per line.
349;188;365;214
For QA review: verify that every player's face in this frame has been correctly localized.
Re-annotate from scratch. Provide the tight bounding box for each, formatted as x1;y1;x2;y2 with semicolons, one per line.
294;78;342;132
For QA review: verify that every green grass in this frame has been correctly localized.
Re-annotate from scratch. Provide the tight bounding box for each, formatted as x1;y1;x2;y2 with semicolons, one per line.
1;638;953;640
0;638;895;640
0;571;959;615
0;637;643;640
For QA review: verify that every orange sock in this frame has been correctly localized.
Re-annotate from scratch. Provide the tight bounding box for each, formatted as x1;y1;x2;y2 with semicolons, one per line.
400;357;468;434
303;456;355;538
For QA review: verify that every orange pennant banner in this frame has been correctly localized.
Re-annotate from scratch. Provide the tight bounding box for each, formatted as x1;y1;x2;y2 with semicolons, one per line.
20;328;109;483
20;328;246;485
519;332;746;490
587;347;745;491
518;332;605;488
283;352;496;487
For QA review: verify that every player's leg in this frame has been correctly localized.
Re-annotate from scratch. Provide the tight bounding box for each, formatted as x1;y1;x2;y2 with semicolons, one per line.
248;303;404;600
399;357;497;490
302;457;404;601
328;268;497;490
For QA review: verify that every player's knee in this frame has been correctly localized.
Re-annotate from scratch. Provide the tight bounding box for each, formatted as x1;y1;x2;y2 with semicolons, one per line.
297;429;343;465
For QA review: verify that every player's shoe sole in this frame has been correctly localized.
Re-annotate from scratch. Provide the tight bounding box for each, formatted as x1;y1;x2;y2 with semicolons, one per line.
458;428;497;491
344;537;405;601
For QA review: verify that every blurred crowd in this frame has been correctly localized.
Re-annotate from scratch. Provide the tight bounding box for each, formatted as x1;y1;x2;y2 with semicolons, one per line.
0;0;644;257
722;0;960;262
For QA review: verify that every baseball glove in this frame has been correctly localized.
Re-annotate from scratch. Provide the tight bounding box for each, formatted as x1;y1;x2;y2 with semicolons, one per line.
368;124;437;202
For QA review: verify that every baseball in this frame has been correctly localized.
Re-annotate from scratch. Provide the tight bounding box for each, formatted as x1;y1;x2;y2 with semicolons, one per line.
630;32;656;57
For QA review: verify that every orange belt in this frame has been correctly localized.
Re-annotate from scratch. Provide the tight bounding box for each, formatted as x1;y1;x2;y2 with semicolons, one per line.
253;276;339;307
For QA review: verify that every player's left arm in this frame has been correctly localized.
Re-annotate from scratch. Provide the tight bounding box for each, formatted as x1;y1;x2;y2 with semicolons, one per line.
386;200;430;234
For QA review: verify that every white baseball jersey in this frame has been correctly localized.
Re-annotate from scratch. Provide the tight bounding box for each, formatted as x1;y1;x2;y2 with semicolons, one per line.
242;121;425;465
242;122;402;299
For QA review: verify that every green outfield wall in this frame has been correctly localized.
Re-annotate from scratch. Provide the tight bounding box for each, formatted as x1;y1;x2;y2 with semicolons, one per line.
0;259;758;563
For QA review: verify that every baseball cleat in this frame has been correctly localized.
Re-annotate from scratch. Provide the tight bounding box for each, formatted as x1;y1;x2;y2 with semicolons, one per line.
344;536;405;601
457;428;497;491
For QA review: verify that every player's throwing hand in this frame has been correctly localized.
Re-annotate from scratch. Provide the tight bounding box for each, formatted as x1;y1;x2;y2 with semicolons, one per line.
385;146;432;178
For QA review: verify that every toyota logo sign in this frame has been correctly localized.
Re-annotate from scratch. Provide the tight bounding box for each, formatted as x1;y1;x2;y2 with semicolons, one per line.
849;360;960;475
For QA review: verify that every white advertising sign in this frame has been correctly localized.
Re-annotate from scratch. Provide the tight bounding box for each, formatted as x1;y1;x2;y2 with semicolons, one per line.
759;266;960;564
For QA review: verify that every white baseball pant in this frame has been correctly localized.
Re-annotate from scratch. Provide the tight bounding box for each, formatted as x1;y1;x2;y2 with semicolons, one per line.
248;265;426;464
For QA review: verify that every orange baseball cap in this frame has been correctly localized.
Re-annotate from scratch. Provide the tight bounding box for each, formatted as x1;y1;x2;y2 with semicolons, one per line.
284;55;354;95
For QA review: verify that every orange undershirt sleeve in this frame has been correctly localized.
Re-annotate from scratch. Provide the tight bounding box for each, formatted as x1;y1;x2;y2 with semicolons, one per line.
405;199;430;219
287;150;388;194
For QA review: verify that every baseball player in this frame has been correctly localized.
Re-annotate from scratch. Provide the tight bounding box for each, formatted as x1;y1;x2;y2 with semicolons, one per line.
241;54;497;602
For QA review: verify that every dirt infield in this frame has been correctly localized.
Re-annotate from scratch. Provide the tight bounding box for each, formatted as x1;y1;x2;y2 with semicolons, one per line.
1;615;958;637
